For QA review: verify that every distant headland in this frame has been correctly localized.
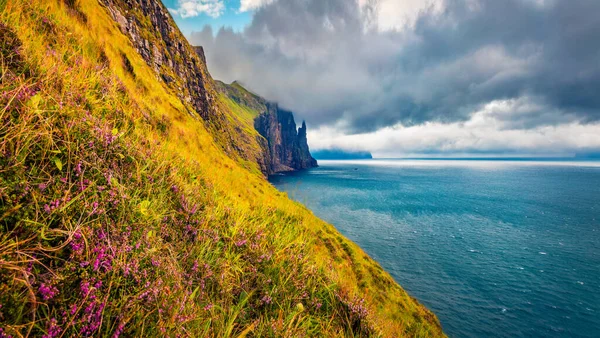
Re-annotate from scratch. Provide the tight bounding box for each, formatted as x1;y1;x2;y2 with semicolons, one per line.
312;149;373;160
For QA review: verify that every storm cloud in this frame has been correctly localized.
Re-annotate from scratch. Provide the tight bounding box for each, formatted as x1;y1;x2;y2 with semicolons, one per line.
188;0;600;153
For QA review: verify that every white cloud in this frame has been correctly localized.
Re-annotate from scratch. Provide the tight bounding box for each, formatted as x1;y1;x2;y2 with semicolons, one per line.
168;0;225;18
308;98;600;157
239;0;276;12
359;0;445;31
192;0;600;153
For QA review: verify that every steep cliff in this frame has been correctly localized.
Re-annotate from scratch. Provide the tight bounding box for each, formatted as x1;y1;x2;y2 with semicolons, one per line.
216;80;318;174
100;0;270;175
99;0;315;176
254;106;318;172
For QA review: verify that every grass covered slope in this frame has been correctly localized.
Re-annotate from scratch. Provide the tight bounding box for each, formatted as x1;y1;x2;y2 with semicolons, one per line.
215;80;267;123
0;0;444;337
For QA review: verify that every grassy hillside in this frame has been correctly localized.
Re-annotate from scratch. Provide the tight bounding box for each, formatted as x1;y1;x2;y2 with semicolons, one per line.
0;0;444;337
215;80;267;122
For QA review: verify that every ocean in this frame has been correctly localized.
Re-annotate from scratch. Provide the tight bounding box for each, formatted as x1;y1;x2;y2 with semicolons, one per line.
269;159;600;338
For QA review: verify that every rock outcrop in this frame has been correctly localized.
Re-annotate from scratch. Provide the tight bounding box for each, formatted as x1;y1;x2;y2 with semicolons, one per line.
100;0;273;174
101;0;213;119
99;1;316;176
254;105;318;173
216;81;318;174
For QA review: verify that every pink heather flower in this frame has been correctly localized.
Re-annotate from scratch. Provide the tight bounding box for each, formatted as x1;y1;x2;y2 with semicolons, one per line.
261;295;272;305
112;323;125;338
235;239;247;247
70;231;84;254
41;318;61;338
0;327;12;338
38;183;47;191
80;301;105;335
203;304;213;311
38;283;58;301
75;162;83;176
80;281;91;296
92;246;112;272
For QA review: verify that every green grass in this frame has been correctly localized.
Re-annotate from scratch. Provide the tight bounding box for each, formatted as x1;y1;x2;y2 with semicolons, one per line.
0;0;445;337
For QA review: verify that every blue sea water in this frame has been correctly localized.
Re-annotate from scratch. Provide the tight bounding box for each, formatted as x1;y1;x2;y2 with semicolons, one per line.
269;159;600;338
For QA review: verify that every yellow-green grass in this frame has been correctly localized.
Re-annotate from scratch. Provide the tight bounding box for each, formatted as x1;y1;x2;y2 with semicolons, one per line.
219;93;261;128
0;0;444;336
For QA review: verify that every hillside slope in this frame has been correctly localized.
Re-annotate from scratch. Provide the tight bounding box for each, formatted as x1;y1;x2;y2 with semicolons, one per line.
0;0;444;337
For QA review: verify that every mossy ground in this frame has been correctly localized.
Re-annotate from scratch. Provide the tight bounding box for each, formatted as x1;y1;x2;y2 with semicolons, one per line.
0;0;444;336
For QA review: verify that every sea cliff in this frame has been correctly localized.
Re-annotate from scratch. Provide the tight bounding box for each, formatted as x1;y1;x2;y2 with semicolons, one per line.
216;80;318;174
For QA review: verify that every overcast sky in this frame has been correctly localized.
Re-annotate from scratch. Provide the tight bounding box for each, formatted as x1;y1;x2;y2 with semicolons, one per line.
167;0;600;157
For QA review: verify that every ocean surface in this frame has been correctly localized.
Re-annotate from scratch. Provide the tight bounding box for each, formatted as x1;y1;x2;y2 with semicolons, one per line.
269;159;600;338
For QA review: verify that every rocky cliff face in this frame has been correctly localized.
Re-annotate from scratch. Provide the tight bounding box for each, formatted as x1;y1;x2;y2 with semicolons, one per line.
254;105;318;173
101;0;213;119
99;0;314;176
215;81;318;174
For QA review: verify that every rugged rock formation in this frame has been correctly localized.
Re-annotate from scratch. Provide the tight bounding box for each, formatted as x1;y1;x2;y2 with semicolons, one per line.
254;105;318;173
98;1;316;176
216;80;318;174
100;0;273;175
101;0;213;119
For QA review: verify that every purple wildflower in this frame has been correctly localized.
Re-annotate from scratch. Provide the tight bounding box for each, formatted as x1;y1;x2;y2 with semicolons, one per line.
0;327;12;338
41;318;61;338
75;162;82;176
70;231;84;254
112;322;125;338
80;280;91;296
261;295;272;305
92;245;112;272
38;283;58;301
80;301;105;336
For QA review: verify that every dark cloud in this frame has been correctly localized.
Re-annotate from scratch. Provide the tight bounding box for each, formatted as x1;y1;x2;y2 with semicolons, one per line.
189;0;600;133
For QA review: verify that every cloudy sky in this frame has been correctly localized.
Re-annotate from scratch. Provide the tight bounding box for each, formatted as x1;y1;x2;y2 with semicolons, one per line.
165;0;600;157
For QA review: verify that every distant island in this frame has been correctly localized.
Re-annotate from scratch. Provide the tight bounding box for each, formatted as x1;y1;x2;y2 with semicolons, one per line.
575;152;600;159
312;149;373;160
